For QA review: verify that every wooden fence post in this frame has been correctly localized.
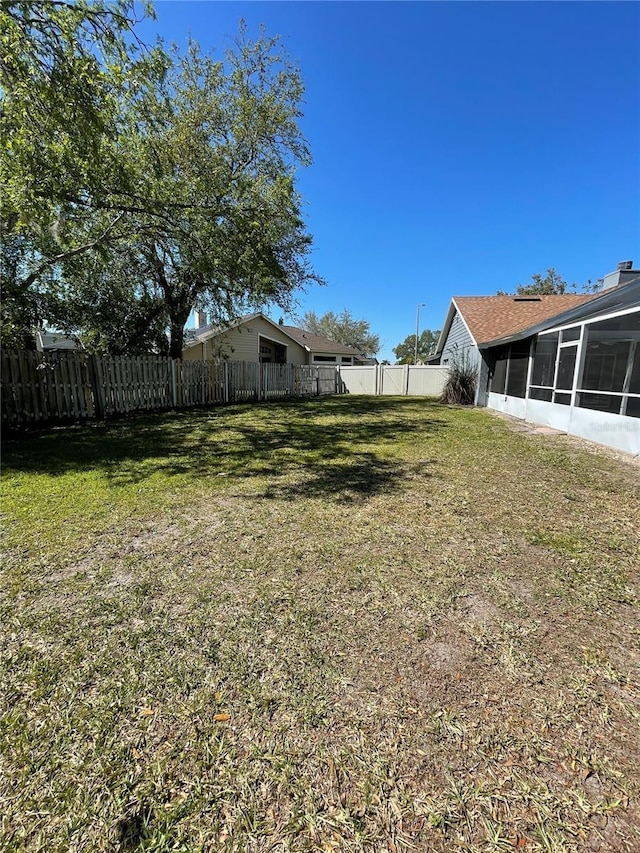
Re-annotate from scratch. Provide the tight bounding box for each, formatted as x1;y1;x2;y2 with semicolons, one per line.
171;359;179;407
80;354;95;418
87;356;104;419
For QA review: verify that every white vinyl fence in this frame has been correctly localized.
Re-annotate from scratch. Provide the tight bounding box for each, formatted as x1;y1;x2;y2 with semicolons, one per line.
338;364;448;397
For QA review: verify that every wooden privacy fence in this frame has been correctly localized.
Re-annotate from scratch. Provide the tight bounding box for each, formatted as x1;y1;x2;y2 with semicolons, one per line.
1;350;342;427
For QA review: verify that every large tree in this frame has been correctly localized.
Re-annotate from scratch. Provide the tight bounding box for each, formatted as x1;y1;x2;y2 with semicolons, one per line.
116;32;321;357
300;310;380;356
0;0;164;345
2;6;321;356
392;329;440;364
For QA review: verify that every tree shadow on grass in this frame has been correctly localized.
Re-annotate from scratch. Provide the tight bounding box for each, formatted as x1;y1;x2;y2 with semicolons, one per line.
1;396;446;501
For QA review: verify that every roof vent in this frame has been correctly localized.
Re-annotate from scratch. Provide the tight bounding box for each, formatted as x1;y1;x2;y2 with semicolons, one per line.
617;260;633;271
513;296;542;302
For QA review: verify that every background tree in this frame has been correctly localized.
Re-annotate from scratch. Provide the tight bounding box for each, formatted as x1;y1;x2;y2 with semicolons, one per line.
497;268;576;296
300;309;380;356
2;6;322;356
0;0;164;345
1;0;156;232
393;329;440;364
109;31;321;357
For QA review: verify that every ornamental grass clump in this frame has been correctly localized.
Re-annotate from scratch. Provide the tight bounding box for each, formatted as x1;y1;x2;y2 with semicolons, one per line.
440;351;478;405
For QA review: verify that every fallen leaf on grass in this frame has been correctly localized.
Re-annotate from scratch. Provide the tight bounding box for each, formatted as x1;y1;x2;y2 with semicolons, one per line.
214;713;231;722
139;707;154;718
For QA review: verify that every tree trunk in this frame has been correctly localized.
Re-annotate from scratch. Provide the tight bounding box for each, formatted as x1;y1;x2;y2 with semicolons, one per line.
168;305;192;359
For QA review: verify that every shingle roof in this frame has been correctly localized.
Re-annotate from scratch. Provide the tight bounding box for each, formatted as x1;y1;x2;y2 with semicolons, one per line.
455;294;598;346
280;325;364;356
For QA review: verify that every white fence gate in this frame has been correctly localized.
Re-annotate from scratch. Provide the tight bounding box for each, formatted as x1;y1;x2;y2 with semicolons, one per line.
338;365;448;397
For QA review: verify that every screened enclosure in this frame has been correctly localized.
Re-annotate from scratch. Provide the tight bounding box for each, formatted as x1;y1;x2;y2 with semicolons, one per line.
490;307;640;418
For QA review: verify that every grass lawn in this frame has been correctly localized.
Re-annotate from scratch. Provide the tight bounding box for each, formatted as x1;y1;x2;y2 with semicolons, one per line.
1;397;639;853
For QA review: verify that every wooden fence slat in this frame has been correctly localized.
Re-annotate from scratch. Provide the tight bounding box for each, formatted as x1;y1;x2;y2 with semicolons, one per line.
15;350;30;422
2;351;359;429
61;352;74;416
34;352;49;420
73;353;84;417
29;351;42;420
1;351;18;425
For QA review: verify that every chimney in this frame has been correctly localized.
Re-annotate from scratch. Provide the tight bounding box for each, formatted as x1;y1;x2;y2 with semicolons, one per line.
601;260;638;291
194;310;207;329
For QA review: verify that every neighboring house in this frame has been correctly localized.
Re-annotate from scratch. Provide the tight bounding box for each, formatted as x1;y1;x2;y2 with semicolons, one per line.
433;261;640;454
182;312;368;366
278;324;370;366
35;329;81;351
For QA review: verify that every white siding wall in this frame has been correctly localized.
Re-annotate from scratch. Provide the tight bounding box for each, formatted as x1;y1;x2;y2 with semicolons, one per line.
184;317;308;364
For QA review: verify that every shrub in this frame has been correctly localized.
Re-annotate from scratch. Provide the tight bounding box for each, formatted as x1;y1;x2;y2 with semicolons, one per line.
440;351;478;405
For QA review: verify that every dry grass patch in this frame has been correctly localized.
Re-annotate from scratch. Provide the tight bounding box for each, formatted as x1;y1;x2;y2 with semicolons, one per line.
1;397;639;852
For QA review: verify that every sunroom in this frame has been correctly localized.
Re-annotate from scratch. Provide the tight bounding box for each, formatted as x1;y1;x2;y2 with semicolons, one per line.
485;282;640;455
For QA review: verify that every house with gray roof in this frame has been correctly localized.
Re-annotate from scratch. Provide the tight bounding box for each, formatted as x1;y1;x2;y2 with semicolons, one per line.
183;312;368;366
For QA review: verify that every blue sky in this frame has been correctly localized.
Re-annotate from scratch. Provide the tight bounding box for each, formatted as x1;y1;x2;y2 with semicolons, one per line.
139;1;639;361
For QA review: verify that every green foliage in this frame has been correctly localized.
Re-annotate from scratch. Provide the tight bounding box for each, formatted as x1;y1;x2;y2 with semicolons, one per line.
440;350;478;405
497;268;576;296
56;251;170;354
1;7;321;356
0;0;164;346
300;310;380;356
393;329;440;364
119;31;321;357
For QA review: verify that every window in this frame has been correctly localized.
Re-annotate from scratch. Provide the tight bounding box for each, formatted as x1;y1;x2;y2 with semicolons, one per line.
576;392;621;414
629;346;640;394
560;326;581;344
341;357;352;364
555;346;577;391
576;311;640;417
554;392;571;406
582;340;631;393
626;396;640;418
505;341;530;398
491;350;508;394
313;355;336;363
531;333;558;387
529;387;553;402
